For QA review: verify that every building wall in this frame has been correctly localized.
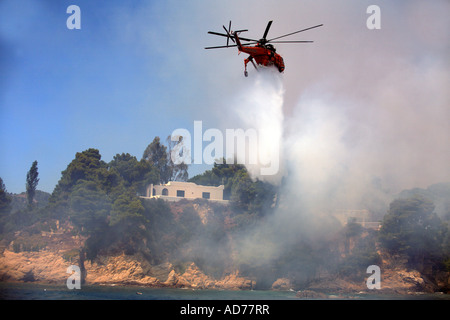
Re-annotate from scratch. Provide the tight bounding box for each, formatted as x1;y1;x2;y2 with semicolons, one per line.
144;181;227;203
334;209;381;230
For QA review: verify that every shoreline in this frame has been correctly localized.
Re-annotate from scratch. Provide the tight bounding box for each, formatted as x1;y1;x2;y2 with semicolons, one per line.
1;281;449;301
1;248;449;296
1;277;449;298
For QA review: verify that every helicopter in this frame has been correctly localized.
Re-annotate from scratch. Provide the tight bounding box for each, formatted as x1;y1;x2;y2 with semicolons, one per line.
205;20;323;77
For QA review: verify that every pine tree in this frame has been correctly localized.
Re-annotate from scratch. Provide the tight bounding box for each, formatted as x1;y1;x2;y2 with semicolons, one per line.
26;160;39;207
0;177;12;214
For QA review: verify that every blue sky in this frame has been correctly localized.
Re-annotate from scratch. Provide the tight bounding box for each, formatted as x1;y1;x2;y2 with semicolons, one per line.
1;0;310;194
1;0;449;195
1;0;215;193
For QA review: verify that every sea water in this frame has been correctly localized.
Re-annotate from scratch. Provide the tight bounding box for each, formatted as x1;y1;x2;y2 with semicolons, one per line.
0;282;449;300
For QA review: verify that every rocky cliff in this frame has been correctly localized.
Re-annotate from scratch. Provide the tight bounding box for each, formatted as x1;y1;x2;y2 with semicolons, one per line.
294;250;450;296
0;248;254;290
2;241;448;294
0;209;448;295
0;203;255;290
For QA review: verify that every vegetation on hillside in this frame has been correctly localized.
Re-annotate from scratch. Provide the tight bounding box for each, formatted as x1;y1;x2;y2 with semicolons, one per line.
0;137;449;289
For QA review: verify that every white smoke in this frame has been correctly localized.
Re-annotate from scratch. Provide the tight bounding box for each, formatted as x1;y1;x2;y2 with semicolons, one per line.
165;0;450;272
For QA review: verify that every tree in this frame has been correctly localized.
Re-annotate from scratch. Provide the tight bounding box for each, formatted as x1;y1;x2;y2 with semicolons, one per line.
68;180;111;235
0;177;12;215
142;136;188;184
166;135;189;182
68;179;113;260
49;149;118;206
108;153;158;195
143;137;168;183
189;161;248;198
109;191;146;254
26;160;39;207
379;195;445;269
110;191;145;228
230;169;255;210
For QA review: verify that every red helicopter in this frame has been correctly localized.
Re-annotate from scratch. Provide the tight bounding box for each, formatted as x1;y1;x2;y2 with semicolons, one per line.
205;21;323;77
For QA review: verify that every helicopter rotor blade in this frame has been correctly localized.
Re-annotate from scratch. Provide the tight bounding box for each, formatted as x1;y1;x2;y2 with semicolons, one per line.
208;31;229;38
205;44;238;49
204;42;258;49
268;40;314;43
262;20;273;40
223;25;231;46
232;35;257;42
226;21;236;44
207;31;256;42
268;24;323;42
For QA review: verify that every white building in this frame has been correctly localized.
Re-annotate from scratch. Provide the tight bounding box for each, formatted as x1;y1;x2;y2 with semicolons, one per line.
144;181;228;203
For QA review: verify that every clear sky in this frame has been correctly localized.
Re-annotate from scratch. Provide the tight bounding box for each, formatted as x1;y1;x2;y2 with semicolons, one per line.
1;0;217;193
1;0;449;196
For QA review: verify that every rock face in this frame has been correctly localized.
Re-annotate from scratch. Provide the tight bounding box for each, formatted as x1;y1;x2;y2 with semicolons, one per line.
0;216;448;295
379;269;438;294
163;263;254;290
0;249;254;290
0;216;254;290
215;271;254;290
175;263;216;288
84;253;162;286
305;277;363;294
0;249;68;284
302;269;439;295
1;246;447;294
271;278;293;291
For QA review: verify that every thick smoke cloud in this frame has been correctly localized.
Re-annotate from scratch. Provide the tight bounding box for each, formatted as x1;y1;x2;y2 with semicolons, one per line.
210;0;450;200
199;1;450;267
124;1;449;195
129;1;449;271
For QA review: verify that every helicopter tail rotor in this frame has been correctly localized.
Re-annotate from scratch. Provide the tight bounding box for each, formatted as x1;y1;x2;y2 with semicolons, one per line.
222;21;249;46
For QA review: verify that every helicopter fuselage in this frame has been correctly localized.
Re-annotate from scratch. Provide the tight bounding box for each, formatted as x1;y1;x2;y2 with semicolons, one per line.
234;33;285;73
